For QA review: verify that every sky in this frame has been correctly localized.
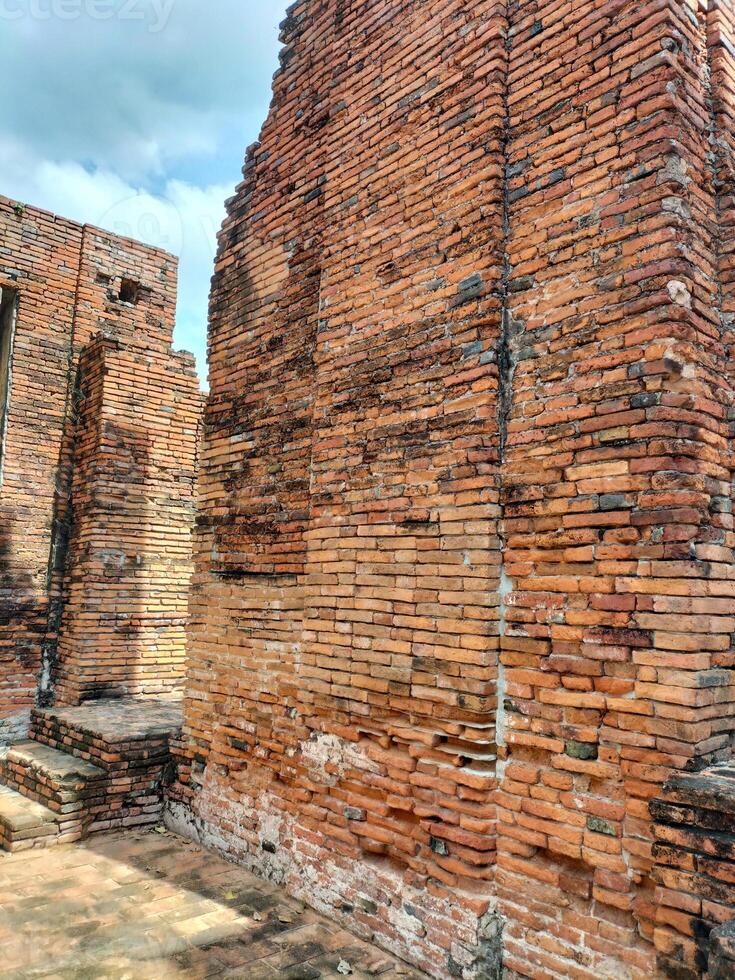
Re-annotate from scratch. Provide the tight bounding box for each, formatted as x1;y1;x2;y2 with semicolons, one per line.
0;0;287;385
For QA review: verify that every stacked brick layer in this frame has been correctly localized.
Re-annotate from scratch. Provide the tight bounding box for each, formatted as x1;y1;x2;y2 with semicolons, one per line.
0;698;183;852
1;742;105;809
30;698;182;833
173;1;735;978
0;784;61;852
650;765;735;977
54;336;201;704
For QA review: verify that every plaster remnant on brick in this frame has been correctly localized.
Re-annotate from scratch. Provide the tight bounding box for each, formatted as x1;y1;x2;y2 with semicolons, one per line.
667;279;693;308
657;154;692;186
300;733;379;786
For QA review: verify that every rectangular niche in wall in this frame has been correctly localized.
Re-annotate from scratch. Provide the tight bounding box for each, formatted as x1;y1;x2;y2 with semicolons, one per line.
0;286;18;482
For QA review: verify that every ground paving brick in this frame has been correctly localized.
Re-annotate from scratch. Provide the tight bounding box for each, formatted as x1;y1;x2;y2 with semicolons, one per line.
0;828;424;979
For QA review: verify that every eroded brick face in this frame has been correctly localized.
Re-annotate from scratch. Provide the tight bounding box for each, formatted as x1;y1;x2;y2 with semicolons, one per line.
0;197;202;737
173;1;735;978
53;337;201;704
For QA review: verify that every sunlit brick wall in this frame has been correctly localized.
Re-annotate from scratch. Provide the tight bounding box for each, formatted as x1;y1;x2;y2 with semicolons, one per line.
53;336;202;704
172;2;735;977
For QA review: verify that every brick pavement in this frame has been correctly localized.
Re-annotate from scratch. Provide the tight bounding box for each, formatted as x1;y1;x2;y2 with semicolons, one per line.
0;828;425;979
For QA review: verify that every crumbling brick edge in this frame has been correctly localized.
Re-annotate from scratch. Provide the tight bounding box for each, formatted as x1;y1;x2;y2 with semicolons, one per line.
165;799;504;980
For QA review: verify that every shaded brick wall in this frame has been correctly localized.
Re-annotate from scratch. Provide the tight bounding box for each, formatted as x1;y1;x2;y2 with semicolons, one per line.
0;196;200;739
172;1;735;978
0;201;81;740
53;336;202;704
174;2;508;974
651;766;735;977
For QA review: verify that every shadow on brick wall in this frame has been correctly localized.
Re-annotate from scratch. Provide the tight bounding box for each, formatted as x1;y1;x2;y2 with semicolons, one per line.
55;408;188;703
0;513;45;738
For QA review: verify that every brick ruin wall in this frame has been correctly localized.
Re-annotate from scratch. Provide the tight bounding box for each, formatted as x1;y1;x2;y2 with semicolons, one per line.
168;0;735;978
53;336;201;704
0;197;202;739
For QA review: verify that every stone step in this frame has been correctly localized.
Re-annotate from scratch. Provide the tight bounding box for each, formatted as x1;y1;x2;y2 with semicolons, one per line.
0;741;107;820
0;701;182;849
0;785;62;852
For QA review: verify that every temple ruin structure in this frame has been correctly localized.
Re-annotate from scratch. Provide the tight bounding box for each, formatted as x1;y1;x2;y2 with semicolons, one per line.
0;196;201;844
166;0;735;977
5;0;735;977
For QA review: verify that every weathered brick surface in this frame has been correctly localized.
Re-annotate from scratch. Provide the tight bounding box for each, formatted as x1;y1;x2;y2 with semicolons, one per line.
174;1;507;975
53;337;201;703
496;2;735;976
171;1;735;978
708;920;735;979
0;699;185;853
651;766;735;977
0;197;201;736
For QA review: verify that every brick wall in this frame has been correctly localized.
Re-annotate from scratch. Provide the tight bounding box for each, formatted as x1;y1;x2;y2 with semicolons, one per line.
496;2;735;976
651;765;735;977
53;336;201;704
0;196;200;738
171;1;735;978
173;1;508;974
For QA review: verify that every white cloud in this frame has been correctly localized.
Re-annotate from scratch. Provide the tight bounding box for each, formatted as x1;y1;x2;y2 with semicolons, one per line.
0;0;285;182
0;0;287;383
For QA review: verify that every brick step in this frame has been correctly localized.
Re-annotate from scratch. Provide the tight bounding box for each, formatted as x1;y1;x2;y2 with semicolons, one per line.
30;698;182;773
0;785;63;853
19;699;184;835
0;741;107;817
